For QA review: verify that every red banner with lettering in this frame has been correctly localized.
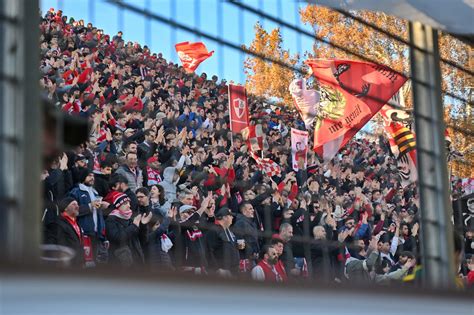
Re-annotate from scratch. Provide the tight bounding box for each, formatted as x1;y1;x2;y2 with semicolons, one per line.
306;59;407;160
228;84;250;134
175;41;214;73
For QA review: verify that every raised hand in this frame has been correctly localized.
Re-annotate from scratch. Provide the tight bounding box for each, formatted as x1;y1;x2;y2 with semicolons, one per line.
141;212;153;224
133;214;142;227
168;206;177;219
338;229;349;243
368;236;378;252
411;222;419;236
59;153;69;171
361;211;369;224
200;191;213;210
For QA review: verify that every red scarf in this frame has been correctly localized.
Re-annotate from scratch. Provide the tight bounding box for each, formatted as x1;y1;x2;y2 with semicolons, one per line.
146;166;162;185
62;213;82;241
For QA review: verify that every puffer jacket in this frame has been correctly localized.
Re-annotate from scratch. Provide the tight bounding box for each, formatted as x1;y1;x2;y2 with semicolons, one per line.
115;165;143;193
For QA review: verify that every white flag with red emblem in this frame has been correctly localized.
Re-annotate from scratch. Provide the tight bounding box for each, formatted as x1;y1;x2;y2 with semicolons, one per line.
250;152;281;177
241;124;268;152
228;84;250;134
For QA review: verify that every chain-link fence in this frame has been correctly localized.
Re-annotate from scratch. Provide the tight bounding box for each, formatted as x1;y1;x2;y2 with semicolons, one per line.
1;0;473;293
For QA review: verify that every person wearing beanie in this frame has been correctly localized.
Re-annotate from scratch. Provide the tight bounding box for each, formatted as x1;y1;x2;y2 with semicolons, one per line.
54;197;85;267
105;191;152;267
68;168;109;262
71;154;88;185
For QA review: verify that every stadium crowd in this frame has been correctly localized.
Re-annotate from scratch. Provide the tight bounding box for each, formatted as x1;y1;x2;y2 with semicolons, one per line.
39;9;474;287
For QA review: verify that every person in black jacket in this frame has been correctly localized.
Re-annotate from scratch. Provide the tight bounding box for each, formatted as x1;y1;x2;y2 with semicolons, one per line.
145;207;177;272
105;191;152;268
136;187;151;215
206;207;240;277
93;159;113;197
233;202;260;270
55;197;84;267
137;129;157;168
171;193;213;274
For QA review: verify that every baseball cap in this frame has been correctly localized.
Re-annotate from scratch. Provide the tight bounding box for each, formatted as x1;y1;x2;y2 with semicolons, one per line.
215;207;235;219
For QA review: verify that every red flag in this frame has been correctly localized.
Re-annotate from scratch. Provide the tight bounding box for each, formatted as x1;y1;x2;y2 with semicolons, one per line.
241;124;268;152
306;59;407;161
175;41;214;73
228;84;250;134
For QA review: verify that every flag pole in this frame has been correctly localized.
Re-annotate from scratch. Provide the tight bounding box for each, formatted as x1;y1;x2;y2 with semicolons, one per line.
228;84;234;148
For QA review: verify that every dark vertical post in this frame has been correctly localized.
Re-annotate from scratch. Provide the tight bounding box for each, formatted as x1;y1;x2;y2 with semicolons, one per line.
409;22;456;288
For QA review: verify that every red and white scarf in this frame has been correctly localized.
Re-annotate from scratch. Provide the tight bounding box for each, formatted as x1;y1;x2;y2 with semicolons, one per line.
146;166;162;186
109;208;132;220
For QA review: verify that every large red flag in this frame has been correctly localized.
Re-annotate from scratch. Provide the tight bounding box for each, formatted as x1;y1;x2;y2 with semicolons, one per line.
175;41;214;73
228;84;249;134
306;59;407;161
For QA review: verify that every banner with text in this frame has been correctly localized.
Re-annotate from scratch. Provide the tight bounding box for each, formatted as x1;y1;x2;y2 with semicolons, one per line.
306;59;407;161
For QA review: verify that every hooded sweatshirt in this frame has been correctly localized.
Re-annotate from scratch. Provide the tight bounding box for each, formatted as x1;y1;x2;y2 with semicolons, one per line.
159;167;179;202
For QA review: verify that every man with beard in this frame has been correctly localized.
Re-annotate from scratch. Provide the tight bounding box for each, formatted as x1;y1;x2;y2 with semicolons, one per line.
54;197;84;267
251;245;283;282
68;169;109;262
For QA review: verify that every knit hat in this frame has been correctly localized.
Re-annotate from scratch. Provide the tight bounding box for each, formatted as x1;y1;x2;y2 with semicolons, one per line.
109;191;130;209
58;197;76;213
77;168;93;183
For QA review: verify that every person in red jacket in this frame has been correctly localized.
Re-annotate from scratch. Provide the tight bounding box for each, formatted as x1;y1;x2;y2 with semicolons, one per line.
251;245;284;282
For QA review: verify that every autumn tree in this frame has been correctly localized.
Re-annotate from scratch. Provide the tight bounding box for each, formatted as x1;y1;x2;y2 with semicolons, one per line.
243;22;299;105
300;5;472;177
243;5;472;177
